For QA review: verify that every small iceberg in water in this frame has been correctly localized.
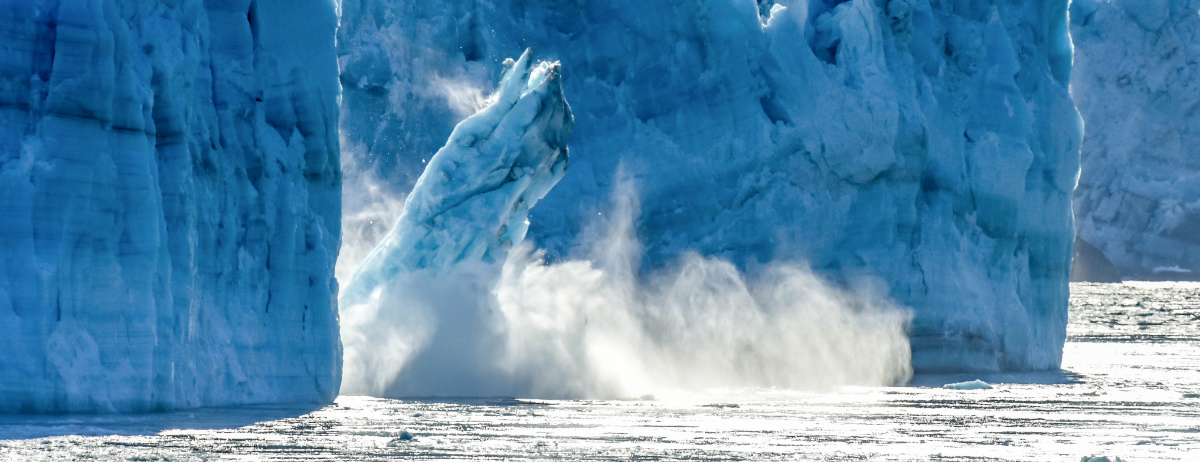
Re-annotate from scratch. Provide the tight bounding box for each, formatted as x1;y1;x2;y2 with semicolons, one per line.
1152;265;1192;275
942;380;993;390
1080;456;1125;462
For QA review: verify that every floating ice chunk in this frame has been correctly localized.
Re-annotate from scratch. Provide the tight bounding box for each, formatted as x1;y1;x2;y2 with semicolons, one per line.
942;380;993;390
1080;456;1126;462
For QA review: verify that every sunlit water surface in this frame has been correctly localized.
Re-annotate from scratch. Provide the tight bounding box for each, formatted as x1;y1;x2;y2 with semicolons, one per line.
2;282;1198;461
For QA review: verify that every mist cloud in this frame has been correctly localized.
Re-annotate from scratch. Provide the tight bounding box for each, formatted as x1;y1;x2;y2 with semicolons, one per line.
338;183;913;398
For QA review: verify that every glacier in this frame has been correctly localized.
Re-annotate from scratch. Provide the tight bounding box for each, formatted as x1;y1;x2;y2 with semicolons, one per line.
338;0;1082;373
1070;0;1200;280
339;50;912;398
0;0;342;413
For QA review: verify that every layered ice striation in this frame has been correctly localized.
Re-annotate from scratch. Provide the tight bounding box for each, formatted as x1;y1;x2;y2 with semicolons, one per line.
0;0;342;413
1070;0;1200;280
338;0;1082;373
339;50;572;395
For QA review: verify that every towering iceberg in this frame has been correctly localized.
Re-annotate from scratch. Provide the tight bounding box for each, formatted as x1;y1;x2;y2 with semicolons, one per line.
1070;0;1200;280
0;0;342;413
338;0;1082;373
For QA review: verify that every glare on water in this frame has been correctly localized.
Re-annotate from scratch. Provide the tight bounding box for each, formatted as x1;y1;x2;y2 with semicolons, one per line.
1;282;1197;461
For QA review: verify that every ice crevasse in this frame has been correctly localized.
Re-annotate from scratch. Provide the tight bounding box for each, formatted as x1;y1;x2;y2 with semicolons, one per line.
0;0;342;413
338;0;1083;372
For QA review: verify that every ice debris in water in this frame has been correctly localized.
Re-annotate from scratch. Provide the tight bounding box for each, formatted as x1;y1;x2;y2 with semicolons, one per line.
1080;456;1126;462
942;380;993;390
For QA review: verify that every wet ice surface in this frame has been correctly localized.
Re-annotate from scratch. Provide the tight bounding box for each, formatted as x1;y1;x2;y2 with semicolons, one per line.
2;283;1198;461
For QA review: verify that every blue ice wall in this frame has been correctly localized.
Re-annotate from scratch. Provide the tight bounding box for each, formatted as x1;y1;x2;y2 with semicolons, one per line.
0;0;342;413
337;0;1082;373
1071;0;1200;280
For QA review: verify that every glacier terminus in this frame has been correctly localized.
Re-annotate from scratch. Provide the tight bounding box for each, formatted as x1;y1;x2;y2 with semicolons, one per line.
338;0;1083;375
0;0;1094;413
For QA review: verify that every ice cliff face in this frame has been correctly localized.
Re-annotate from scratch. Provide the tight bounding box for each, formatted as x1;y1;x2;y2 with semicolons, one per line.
338;0;1082;373
1071;0;1200;280
0;0;342;413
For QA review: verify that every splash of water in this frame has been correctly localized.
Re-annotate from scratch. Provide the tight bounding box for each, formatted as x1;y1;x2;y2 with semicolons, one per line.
430;74;491;118
338;184;913;398
336;140;408;286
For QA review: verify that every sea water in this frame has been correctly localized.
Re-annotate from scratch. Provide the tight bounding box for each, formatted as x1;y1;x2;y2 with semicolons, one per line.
1;282;1197;461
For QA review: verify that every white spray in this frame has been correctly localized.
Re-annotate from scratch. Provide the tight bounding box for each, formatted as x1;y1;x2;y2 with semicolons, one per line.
339;180;912;398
